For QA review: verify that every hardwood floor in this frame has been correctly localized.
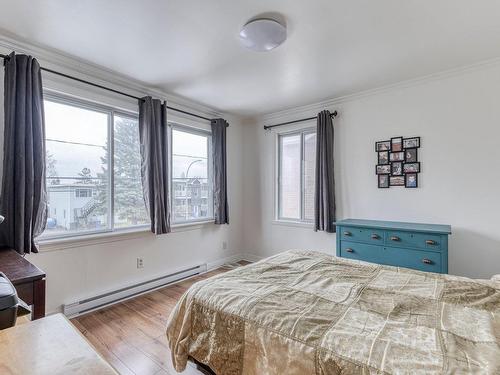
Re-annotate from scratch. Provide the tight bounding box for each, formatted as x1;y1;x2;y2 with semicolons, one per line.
71;262;249;375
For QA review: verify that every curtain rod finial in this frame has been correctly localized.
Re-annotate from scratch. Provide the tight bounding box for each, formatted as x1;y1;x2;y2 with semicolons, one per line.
332;110;338;117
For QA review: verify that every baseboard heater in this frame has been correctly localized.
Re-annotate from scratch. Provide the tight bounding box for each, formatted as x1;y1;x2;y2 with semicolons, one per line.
63;263;207;318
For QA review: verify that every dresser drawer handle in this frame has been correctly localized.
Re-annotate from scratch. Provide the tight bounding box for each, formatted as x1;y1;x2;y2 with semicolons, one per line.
390;236;400;242
422;258;433;265
371;234;380;239
343;231;352;236
345;248;354;253
426;240;437;245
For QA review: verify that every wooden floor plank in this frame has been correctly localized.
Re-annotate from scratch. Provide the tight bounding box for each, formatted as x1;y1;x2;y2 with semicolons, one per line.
77;309;164;374
71;263;248;375
123;297;168;325
72;319;136;375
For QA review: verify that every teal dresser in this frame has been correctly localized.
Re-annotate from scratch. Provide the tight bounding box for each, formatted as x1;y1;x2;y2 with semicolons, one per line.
335;219;451;273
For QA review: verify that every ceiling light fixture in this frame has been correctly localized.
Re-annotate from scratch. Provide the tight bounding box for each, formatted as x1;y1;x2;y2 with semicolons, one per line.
239;18;287;52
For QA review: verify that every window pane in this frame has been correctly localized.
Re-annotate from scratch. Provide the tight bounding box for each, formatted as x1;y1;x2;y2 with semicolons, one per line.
44;100;109;237
303;133;316;221
113;115;149;228
279;134;301;219
172;128;212;222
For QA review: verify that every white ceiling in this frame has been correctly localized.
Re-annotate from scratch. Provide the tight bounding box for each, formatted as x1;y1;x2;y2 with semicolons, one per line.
1;1;500;116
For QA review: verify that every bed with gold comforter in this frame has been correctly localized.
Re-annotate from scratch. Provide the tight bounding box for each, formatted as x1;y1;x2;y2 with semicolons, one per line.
166;250;500;374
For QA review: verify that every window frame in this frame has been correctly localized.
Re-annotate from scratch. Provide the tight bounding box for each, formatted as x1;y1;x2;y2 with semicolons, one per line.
276;126;316;224
41;91;149;241
75;188;92;198
169;122;214;225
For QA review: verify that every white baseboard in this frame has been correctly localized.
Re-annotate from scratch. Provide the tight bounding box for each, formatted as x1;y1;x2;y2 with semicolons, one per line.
63;263;206;318
59;251;261;318
206;252;245;270
241;252;265;263
207;252;265;269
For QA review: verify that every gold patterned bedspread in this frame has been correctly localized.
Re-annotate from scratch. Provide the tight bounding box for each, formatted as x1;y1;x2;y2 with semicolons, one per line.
166;250;500;374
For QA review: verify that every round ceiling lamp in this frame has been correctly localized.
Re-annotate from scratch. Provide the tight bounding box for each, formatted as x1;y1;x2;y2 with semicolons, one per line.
239;18;287;52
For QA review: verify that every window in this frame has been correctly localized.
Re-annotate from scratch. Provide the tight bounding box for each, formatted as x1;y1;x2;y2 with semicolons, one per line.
43;94;148;239
277;129;316;222
113;114;149;229
75;188;92;198
171;125;213;223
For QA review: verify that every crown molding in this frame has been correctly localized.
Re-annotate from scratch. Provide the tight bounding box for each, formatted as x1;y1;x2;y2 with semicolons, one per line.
255;55;500;126
0;29;223;119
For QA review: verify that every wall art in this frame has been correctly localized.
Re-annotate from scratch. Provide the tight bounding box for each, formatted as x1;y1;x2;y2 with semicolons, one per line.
375;136;421;188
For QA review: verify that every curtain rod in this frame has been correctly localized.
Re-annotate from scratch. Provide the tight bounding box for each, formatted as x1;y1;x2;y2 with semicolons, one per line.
263;110;337;130
0;53;214;123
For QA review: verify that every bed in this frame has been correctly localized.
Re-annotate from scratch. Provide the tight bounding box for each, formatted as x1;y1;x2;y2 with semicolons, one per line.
166;250;500;374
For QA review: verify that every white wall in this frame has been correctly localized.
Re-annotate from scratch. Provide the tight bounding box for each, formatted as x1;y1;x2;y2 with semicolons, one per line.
0;39;245;314
242;62;500;279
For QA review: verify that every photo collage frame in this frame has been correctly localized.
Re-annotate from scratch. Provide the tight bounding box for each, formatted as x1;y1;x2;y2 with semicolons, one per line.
375;136;420;188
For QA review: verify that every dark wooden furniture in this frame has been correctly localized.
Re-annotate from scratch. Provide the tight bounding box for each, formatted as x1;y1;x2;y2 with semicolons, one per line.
0;248;46;320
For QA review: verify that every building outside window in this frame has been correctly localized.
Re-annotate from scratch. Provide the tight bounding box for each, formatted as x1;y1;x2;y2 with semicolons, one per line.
171;125;213;223
42;93;215;239
43;94;149;238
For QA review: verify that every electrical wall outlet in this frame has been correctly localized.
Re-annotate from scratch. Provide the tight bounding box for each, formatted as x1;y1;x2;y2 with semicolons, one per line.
222;241;228;250
137;258;144;269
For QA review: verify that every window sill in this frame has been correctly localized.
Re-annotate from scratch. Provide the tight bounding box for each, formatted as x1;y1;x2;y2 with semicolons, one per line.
37;219;215;252
170;219;216;233
272;220;314;229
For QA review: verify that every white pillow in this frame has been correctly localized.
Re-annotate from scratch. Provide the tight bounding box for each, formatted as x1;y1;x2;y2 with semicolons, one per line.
491;274;500;282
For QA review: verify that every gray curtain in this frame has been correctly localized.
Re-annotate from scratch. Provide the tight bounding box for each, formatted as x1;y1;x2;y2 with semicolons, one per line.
138;96;170;234
314;110;336;233
0;52;47;254
211;119;229;224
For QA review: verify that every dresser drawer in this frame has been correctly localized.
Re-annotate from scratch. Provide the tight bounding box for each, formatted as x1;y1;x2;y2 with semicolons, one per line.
340;241;442;273
382;247;442;273
340;241;385;264
385;230;442;251
340;226;385;245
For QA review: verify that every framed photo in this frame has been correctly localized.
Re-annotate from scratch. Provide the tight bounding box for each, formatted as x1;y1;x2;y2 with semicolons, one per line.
375;135;421;188
391;162;403;176
403;162;420;173
405;148;418;163
403;137;420;149
376;164;391;174
375;140;391;152
378;151;389;165
389;152;404;162
405;173;418;188
391;137;403;152
378;175;389;188
389;176;405;186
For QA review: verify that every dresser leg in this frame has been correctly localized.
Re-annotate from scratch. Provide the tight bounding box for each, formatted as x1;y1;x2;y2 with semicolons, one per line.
32;279;46;320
